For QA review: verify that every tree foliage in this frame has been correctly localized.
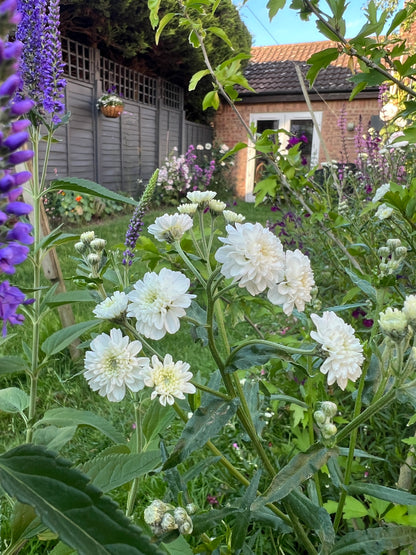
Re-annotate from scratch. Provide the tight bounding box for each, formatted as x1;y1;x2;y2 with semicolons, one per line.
60;0;252;122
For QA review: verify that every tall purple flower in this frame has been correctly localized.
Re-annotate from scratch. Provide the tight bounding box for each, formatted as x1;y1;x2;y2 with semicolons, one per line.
0;0;34;334
16;0;66;122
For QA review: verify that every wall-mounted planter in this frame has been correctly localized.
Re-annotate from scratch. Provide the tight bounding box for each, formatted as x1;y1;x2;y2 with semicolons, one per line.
100;104;124;118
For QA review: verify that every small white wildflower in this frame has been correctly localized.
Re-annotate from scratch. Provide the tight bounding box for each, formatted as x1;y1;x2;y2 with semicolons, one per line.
403;295;416;324
148;213;193;243
223;210;245;224
186;190;217;204
205;142;212;150
143;354;196;406
196;144;204;150
93;291;129;320
375;203;393;220
372;183;390;203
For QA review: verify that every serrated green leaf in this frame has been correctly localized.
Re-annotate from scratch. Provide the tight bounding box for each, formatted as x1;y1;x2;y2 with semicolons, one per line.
0;356;27;376
49;178;138;206
331;526;416;554
35;408;125;445
45;290;97;308
251;447;337;509
0;444;161;555
80;451;160;493
347;482;416;506
41;319;99;356
33;426;77;452
0;387;29;413
316;20;342;41
163;398;240;470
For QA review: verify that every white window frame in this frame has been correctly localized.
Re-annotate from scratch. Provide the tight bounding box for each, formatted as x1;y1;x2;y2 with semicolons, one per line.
245;111;322;202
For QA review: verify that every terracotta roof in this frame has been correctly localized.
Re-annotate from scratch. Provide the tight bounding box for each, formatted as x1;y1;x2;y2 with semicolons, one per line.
251;41;350;67
241;41;372;97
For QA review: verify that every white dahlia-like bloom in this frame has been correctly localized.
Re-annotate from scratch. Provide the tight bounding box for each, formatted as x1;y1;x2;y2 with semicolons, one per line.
380;101;398;122
177;203;198;215
127;268;195;340
148;213;193;243
372;183;390;203
84;329;149;402
375;203;393;220
209;199;226;213
93;291;129;320
223;210;245;224
186;190;217;204
144;354;196;406
310;311;364;390
215;222;285;295
267;249;315;315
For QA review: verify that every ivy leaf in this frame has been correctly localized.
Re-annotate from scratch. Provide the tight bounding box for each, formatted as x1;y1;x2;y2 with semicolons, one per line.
0;444;161;555
163;398;240;469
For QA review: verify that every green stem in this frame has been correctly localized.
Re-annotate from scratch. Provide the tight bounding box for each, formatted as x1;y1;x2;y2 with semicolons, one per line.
126;397;142;517
283;501;318;555
174;240;206;287
198;209;209;267
122;321;162;358
191;381;231;401
189;227;205;259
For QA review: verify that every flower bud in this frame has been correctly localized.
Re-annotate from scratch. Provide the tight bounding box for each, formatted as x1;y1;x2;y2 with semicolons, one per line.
379;307;408;340
87;253;101;266
178;519;193;535
320;401;337;418
74;241;86;254
80;231;95;244
144;499;168;526
321;423;337;439
90;238;106;252
223;210;245;224
314;410;326;425
177;203;198;216
395;246;408;258
209;199;226;214
160;513;177;532
387;238;401;250
378;247;390;258
185;503;197;515
403;295;416;328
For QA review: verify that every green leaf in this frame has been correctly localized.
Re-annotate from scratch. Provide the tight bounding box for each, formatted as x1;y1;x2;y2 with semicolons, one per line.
386;7;411;36
49;178;138;207
251;447;336;509
80;451;160;493
35;408;125;445
0;356;27;376
231;470;262;552
41;319;99;356
316;20;342;41
163;398;240;469
142;401;175;445
267;0;286;20
36;230;78;254
207;26;233;49
220;141;246;161
344;268;376;302
202;90;220;110
331;526;416;554
148;0;161;28
192;507;240;536
0;387;29;413
49;542;77;555
33;426;78;452
155;12;175;44
306;47;339;85
347;483;416;506
188;69;210;91
161;535;193;555
286;490;335;553
45;290;97;308
0;444;161;555
225;342;284;373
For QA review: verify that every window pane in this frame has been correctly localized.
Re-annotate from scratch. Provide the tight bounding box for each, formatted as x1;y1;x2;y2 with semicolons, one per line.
290;119;313;165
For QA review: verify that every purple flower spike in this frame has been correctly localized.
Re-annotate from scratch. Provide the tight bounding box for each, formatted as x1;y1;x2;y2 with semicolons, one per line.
10;98;34;115
0;280;26;336
0;174;15;191
5;200;32;215
13;170;31;185
0;243;29;273
8;149;34;164
11;119;30;132
6;221;33;244
0;74;20;97
4;130;29;150
0;0;18;15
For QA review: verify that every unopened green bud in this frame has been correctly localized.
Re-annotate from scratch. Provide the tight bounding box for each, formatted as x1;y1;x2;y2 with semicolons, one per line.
90;238;107;252
74;241;86;254
186;503;197;515
144;499;168;526
387;238;401;250
321;423;337;439
378;247;390;258
404;295;416;329
160;513;177;532
80;231;95;244
321;401;337;418
395;246;408;258
178;519;193;535
379;307;408;340
173;507;189;526
87;253;101;266
314;410;326;425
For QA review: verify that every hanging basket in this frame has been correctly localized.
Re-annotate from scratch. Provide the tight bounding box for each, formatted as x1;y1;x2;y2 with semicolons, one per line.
100;104;124;118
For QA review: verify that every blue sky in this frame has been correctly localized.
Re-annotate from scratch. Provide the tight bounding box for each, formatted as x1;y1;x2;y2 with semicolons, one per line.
237;0;404;46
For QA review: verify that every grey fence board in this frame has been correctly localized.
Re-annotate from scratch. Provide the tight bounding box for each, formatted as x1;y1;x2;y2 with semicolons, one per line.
41;38;212;197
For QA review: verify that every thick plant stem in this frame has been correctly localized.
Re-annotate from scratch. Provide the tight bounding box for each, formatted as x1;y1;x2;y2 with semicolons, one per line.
174;240;206;287
284;501;318;555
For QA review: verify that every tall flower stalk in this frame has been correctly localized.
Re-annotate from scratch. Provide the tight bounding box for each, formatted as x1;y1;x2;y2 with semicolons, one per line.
14;0;67;441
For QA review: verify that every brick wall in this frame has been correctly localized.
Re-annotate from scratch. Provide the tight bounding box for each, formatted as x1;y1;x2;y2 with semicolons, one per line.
214;96;379;197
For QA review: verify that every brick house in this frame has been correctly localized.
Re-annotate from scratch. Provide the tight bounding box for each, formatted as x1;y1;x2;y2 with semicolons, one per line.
214;41;380;199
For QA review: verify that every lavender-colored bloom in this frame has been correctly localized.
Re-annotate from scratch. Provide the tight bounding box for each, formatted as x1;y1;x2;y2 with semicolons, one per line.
0;243;29;273
123;205;145;266
7;148;34;165
0;280;26;336
5;200;32;215
6;221;33;243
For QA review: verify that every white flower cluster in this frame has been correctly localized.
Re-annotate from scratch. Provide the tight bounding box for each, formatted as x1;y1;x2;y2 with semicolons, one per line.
379;295;416;340
214;221;315;315
310;311;364;390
